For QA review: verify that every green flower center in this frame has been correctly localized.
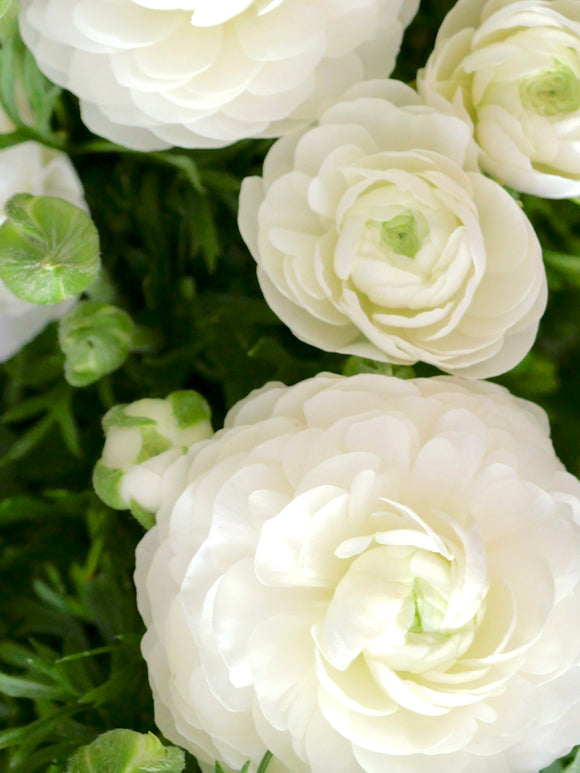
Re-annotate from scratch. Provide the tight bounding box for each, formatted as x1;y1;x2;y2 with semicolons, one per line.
380;212;420;259
520;63;580;118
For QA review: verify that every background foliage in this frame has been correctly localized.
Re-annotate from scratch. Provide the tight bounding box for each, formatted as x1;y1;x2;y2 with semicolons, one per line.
0;0;580;770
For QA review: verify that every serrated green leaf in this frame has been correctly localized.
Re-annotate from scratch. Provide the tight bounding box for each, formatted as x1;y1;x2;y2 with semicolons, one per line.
0;195;100;304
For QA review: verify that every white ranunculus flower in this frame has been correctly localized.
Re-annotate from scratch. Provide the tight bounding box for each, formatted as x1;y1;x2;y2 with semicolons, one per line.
238;80;547;378
417;0;580;198
18;0;419;151
134;373;580;773
0;118;87;362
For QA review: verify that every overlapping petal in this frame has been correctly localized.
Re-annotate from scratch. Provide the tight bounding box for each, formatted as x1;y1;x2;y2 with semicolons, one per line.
135;373;580;773
19;0;419;149
239;81;547;377
418;0;580;198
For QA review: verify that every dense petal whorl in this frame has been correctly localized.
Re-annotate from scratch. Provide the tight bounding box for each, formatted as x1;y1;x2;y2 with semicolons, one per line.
0;119;87;361
135;373;580;773
19;0;418;150
238;80;547;378
418;0;580;198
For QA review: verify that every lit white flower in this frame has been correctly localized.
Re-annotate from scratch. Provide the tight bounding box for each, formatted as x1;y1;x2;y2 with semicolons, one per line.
0;118;87;362
418;0;580;198
18;0;418;150
135;373;580;773
239;80;547;378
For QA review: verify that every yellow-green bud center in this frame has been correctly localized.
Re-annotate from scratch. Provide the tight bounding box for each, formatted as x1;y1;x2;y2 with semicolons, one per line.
381;212;420;259
520;63;580;118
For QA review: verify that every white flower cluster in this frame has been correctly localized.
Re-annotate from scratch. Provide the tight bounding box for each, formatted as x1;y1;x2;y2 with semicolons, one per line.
19;0;419;150
135;374;580;773
0;112;87;362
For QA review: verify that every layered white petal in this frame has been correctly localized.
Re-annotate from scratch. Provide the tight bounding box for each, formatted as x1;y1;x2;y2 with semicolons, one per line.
418;0;580;198
20;0;419;149
239;81;546;376
135;373;580;773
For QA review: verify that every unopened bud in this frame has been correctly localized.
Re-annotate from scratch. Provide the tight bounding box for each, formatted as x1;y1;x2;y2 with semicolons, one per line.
93;391;213;526
65;729;185;773
59;301;135;387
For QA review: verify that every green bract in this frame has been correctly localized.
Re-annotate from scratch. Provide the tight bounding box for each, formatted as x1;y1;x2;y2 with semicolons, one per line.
59;301;136;387
0;194;100;304
65;729;185;773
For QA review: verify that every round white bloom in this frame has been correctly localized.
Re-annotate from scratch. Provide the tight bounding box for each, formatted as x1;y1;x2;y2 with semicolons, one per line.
135;373;580;773
0;116;87;362
19;0;419;151
239;80;547;378
418;0;580;198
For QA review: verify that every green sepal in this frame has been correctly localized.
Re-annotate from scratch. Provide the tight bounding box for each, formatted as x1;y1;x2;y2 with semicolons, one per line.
168;390;211;429
59;301;135;387
129;500;156;531
102;404;156;431
0;194;100;304
135;427;172;463
92;461;126;511
65;729;185;773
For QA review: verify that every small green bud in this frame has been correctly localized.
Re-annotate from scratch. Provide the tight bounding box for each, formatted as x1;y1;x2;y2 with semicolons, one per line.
59;301;135;387
380;212;421;259
66;729;185;773
0;194;100;304
94;391;213;521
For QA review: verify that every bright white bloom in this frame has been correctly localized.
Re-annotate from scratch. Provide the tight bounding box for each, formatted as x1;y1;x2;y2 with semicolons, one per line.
239;81;547;378
135;373;580;773
0;114;87;362
19;0;419;151
418;0;580;198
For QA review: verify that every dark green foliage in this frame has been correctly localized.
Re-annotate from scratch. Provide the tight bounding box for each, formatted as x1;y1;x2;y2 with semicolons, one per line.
0;2;579;772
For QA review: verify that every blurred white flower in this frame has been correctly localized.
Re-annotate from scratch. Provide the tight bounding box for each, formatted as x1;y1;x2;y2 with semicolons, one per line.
135;373;580;773
239;80;546;378
418;0;580;198
0;124;87;362
19;0;418;150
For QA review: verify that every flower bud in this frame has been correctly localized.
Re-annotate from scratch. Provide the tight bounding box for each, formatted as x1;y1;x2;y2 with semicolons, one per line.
59;301;135;387
0;193;100;304
93;391;213;526
65;729;185;773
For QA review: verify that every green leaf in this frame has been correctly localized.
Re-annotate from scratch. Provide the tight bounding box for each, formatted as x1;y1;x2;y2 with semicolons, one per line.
66;730;185;773
0;194;100;304
564;747;580;772
342;356;415;379
0;671;70;701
